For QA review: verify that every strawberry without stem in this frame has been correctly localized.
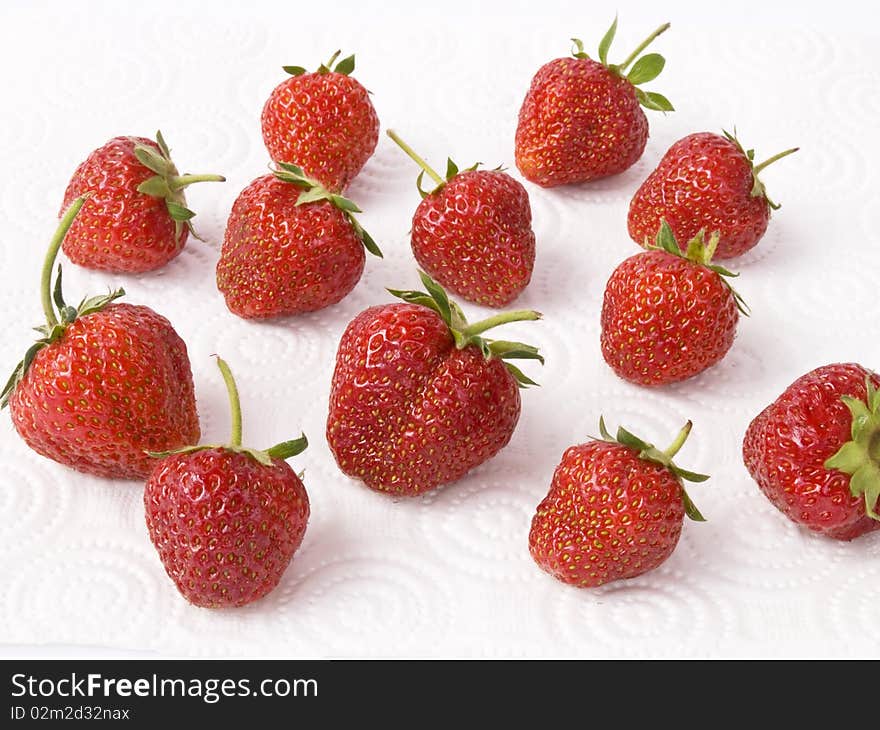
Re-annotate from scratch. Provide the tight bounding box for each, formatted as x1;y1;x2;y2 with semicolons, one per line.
387;130;535;308
530;418;707;588
326;272;543;496
743;363;880;541
515;17;673;187
628;131;798;259
61;131;224;272
145;357;310;608
261;51;379;193
600;222;746;387
216;163;380;319
3;199;199;479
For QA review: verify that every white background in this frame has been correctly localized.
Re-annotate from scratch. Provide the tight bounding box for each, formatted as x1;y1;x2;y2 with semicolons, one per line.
1;0;878;658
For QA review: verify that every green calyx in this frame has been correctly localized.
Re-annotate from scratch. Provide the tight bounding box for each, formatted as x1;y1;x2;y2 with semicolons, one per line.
648;220;750;316
1;197;125;408
824;375;880;522
597;416;708;521
722;129;799;211
133;130;225;244
149;356;309;467
272;162;382;257
386;129;486;198
387;270;544;388
283;49;356;77
571;16;674;112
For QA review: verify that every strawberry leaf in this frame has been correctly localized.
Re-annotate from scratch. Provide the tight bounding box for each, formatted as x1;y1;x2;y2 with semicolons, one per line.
503;362;539;388
134;144;174;176
330;194;362;213
638;90;674;112
681;488;707;522
295;186;331;205
166;201;196;222
266;434;309;460
627;53;665;84
570;37;589;60
334;54;355;75
346;214;383;258
419;270;452;325
282;65;307;76
389;272;543;386
137;175;174;198
593;417;709;521
598;15;617;65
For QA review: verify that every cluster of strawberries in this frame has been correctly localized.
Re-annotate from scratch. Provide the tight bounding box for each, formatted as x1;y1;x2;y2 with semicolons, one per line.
4;20;877;607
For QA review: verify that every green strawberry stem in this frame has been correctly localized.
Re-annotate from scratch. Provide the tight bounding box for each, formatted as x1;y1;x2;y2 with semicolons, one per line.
650;220;749;315
272;162;382;257
388;271;543;388
41;197;86;327
752;147;800;175
722;130;797;209
2;197;125;408
464;310;543;337
148;357;308;466
598;416;708;521
663;420;692;459
171;174;227;190
215;356;243;448
324;50;342;69
386;130;445;186
134;130;225;243
617;22;670;72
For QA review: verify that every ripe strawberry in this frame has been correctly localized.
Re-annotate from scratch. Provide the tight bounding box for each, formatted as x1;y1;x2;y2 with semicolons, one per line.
261;51;379;193
145;356;309;608
386;130;535;307
530;418;707;587
326;272;543;495
743;363;880;541
628;131;798;259
2;198;199;479
60;131;225;272
515;17;673;187
216;163;381;319
600;221;746;386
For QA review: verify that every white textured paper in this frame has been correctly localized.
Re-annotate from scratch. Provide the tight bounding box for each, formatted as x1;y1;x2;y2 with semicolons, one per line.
1;0;878;658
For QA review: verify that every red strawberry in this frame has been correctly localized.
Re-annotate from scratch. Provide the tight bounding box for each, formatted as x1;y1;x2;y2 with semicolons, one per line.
216;163;381;319
600;221;746;386
145;356;309;608
530;418;707;587
743;363;880;541
326;272;543;495
628;131;798;259
386;130;535;307
261;51;379;193
60;131;225;272
515;17;673;187
3;198;199;479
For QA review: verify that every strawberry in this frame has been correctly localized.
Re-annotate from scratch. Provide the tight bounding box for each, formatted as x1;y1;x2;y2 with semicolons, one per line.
216;163;380;319
2;198;199;479
326;272;543;495
386;130;535;307
60;131;225;273
600;221;746;386
529;418;707;587
743;363;880;541
515;17;673;187
261;51;379;193
145;356;309;608
628;131;798;259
